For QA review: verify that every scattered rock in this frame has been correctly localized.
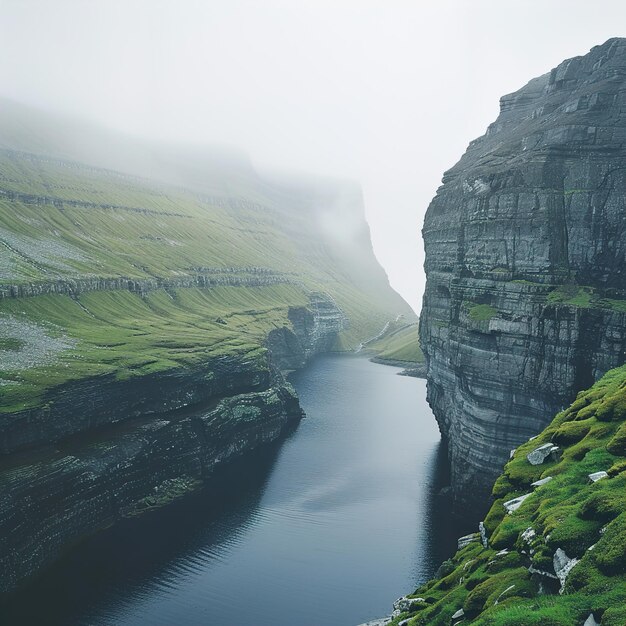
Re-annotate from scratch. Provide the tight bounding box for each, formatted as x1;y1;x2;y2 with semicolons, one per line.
479;521;488;548
494;584;515;605
521;527;536;543
393;596;425;613
457;533;479;549
527;443;560;465
588;471;608;483
451;608;465;620
531;476;553;488
503;493;532;513
553;548;579;592
528;565;558;580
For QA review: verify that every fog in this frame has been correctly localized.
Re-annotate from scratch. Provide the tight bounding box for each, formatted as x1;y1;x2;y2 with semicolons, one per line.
1;0;625;311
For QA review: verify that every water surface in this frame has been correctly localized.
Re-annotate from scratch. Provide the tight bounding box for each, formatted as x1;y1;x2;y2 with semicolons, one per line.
2;355;463;626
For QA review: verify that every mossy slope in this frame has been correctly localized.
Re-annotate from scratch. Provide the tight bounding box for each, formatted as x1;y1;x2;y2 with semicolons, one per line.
390;365;626;626
0;101;414;414
364;321;424;364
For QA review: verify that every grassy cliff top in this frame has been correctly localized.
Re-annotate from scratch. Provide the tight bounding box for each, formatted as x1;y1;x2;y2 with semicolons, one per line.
0;102;415;413
363;321;424;364
390;365;626;626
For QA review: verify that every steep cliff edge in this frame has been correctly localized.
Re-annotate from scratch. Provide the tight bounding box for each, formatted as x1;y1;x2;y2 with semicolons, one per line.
420;38;626;509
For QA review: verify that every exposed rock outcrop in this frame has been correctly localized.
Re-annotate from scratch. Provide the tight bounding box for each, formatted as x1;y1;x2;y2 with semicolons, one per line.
0;266;298;300
420;38;626;509
0;292;345;595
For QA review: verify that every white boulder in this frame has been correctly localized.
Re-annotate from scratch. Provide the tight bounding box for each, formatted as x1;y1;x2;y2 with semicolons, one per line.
503;493;532;513
588;471;608;483
527;443;560;465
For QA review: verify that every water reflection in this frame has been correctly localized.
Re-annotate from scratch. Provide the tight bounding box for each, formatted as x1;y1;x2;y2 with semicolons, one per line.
1;356;471;626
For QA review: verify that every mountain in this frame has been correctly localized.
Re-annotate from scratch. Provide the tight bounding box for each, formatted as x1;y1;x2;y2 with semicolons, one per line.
0;99;413;593
420;38;626;511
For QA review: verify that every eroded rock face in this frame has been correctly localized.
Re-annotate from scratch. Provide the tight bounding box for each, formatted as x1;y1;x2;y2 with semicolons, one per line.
420;38;626;509
0;293;345;595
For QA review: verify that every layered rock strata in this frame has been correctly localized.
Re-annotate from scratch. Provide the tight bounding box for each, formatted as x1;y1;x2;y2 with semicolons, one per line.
0;293;345;595
420;38;626;509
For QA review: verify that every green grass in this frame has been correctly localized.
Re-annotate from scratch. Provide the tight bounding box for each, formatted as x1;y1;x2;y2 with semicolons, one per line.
467;303;498;322
0;142;414;413
0;338;24;351
388;365;626;625
547;285;594;307
365;322;424;363
0;285;304;412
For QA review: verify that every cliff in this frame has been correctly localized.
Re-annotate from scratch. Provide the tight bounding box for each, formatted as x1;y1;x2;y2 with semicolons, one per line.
0;101;411;594
374;365;626;626
420;38;626;509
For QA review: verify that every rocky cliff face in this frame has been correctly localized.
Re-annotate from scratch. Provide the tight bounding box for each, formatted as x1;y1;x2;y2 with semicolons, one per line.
0;292;345;595
420;38;626;510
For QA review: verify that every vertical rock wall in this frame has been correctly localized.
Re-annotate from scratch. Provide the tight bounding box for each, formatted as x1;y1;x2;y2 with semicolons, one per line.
420;38;626;509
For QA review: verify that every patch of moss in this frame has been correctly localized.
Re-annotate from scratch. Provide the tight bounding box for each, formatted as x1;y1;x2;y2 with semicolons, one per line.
0;338;25;351
591;512;626;575
467;303;498;322
547;285;593;307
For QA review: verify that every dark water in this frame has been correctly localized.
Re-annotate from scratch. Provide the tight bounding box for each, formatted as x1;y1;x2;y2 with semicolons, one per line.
2;355;465;626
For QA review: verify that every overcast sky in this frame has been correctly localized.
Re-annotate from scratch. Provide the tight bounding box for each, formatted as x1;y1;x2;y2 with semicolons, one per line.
1;1;625;310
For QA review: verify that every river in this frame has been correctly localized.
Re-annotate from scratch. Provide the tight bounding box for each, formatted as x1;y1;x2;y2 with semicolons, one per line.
1;355;464;626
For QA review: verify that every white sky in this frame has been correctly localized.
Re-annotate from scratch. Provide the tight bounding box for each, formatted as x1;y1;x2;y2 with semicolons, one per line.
1;0;625;311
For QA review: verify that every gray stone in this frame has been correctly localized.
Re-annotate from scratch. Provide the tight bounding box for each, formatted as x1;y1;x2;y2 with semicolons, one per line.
527;444;560;466
588;471;608;483
531;476;553;488
451;608;465;620
583;613;599;626
479;521;489;548
503;493;532;513
393;596;426;613
553;548;579;592
457;533;479;549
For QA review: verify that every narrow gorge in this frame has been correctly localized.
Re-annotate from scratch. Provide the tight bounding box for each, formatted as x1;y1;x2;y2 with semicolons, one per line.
0;103;414;595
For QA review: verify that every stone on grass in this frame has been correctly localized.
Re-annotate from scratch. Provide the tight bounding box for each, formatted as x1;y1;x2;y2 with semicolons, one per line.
553;548;579;592
457;533;479;550
503;493;532;513
583;613;599;626
479;521;488;548
527;443;560;465
588;471;608;483
393;596;425;613
531;476;553;488
451;607;465;620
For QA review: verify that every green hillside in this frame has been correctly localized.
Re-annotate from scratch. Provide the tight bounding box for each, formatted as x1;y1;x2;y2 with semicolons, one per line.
388;366;626;626
364;321;424;364
0;100;413;415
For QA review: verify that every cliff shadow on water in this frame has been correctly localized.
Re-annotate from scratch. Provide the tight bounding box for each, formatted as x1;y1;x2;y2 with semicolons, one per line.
419;438;480;571
0;435;291;626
